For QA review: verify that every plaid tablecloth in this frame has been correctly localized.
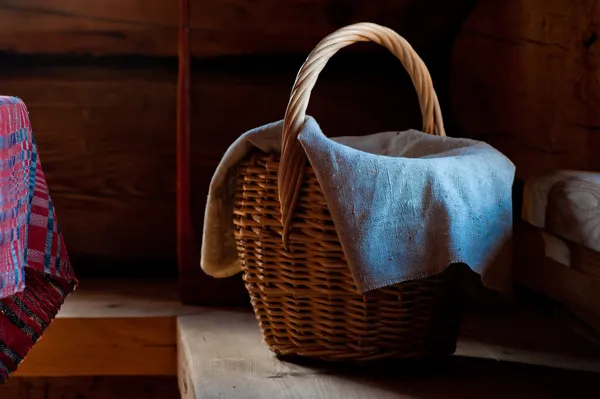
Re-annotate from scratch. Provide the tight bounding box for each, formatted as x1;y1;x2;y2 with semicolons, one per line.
0;96;77;384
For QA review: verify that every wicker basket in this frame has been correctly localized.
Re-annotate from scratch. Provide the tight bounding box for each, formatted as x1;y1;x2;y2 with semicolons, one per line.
233;22;463;361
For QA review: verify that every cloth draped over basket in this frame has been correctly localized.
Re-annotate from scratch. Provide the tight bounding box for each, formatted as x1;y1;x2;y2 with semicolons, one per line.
201;116;515;294
0;97;77;384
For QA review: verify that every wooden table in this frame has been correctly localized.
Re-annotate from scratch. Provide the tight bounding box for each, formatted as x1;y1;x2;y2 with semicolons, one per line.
178;307;600;398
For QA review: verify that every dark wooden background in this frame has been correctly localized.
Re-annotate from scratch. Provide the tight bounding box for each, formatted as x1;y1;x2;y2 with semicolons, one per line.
3;0;598;305
450;0;600;182
2;3;599;396
0;0;477;304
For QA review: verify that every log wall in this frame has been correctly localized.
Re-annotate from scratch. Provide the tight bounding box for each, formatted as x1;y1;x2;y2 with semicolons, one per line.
450;0;600;182
0;0;474;57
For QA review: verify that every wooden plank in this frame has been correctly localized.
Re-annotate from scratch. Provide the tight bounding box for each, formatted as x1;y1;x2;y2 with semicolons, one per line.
55;279;201;318
450;0;600;182
1;65;176;265
0;0;177;56
3;376;179;399
16;318;177;377
52;193;174;261
14;279;201;377
0;0;475;57
178;309;600;399
529;227;600;280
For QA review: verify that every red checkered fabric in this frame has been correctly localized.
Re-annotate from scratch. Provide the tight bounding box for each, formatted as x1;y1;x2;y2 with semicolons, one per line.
0;96;77;384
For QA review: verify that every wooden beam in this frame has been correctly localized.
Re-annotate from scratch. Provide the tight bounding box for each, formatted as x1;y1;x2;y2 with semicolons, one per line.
177;0;196;302
3;376;180;398
0;0;476;57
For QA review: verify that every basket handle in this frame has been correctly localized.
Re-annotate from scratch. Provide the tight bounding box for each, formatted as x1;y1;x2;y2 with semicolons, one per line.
278;22;446;248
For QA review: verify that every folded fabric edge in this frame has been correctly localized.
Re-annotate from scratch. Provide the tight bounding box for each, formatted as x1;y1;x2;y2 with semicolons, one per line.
201;259;241;279
357;261;513;298
0;268;77;385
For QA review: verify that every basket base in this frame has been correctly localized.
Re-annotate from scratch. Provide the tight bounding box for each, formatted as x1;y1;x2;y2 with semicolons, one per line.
245;265;465;363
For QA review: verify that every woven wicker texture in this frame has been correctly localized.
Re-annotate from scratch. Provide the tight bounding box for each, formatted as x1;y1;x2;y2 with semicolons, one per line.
233;23;462;361
234;154;462;360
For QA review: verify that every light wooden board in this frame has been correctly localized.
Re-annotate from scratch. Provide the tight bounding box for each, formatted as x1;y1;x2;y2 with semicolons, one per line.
16;318;177;377
178;308;600;399
55;279;200;318
14;279;203;377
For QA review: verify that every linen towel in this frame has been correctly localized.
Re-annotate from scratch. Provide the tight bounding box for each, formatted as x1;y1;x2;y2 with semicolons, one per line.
0;97;77;384
202;116;515;294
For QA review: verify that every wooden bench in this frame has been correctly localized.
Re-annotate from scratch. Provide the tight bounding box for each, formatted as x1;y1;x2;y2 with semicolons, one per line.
177;306;600;398
15;279;201;377
520;170;600;338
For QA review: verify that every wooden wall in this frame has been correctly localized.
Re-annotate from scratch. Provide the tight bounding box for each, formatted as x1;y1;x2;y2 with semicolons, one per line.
450;0;600;182
0;0;475;58
0;1;476;300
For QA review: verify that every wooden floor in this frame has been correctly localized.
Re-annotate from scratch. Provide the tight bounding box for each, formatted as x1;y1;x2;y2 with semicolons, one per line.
13;280;600;398
3;376;180;399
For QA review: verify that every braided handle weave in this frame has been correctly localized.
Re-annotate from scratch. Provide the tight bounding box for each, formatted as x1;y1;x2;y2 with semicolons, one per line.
279;22;445;247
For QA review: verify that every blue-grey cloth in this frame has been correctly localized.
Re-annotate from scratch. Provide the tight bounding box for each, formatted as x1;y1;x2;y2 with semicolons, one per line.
201;117;516;294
